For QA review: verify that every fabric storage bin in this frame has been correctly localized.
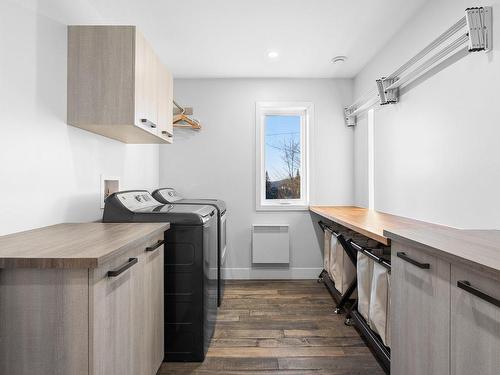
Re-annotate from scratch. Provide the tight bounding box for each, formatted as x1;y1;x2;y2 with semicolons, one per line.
368;262;391;347
386;272;391;348
323;229;332;271
357;251;374;321
328;235;356;295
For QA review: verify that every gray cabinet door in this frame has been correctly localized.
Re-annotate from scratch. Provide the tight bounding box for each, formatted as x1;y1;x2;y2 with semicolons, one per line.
134;29;159;135
391;242;450;375
451;264;500;375
144;241;165;374
131;238;164;375
157;64;174;139
91;249;137;375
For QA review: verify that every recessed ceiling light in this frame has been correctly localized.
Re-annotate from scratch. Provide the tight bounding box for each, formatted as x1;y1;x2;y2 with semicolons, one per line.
268;51;279;59
331;55;347;64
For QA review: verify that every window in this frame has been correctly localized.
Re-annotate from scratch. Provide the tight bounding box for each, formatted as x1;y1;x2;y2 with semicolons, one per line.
256;102;312;211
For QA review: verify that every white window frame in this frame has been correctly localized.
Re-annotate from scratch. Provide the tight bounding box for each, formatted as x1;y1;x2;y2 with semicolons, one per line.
255;101;313;211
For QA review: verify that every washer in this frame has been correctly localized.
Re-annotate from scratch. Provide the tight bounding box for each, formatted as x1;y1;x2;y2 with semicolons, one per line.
103;190;217;362
152;188;227;307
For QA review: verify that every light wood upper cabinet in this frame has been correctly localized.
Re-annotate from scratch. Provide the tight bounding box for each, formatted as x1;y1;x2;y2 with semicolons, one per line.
68;25;173;144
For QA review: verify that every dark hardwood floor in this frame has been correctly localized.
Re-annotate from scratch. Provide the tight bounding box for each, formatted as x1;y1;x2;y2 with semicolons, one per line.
158;280;384;374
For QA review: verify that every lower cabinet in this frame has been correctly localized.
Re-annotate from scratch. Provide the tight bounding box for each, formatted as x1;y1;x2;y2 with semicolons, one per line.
0;233;164;375
144;241;165;373
450;264;500;375
91;236;164;375
391;243;450;375
392;242;500;375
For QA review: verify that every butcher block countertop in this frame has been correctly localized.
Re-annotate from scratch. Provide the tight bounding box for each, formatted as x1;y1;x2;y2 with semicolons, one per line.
310;205;500;276
309;205;438;246
0;222;169;269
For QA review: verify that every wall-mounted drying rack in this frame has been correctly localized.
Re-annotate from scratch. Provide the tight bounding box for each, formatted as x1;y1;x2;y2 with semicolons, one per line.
173;100;202;130
317;221;391;374
344;6;493;126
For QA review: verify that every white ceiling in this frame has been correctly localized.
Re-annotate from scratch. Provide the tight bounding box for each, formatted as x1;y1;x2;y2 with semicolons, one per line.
24;0;428;78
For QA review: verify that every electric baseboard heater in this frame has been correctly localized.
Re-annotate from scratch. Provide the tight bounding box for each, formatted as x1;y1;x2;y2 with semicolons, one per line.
344;6;493;126
252;224;290;264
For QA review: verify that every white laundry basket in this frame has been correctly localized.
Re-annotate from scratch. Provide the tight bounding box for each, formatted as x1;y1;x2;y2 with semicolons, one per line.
368;262;391;347
357;252;374;321
323;229;332;272
328;235;356;295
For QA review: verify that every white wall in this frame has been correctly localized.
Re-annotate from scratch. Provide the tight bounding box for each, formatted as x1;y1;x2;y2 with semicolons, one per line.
353;0;500;229
354;115;369;207
0;1;160;235
160;79;353;278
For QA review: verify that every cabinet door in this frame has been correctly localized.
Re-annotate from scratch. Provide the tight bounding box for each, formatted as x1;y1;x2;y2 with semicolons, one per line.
143;239;165;374
68;26;136;127
91;249;139;375
391;243;450;375
134;30;158;135
157;63;173;141
451;264;500;375
130;251;147;375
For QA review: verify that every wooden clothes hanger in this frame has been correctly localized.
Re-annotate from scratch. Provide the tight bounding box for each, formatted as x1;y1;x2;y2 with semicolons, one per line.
173;101;202;130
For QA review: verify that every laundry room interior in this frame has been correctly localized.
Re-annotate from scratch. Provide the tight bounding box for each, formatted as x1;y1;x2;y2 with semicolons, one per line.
0;0;499;374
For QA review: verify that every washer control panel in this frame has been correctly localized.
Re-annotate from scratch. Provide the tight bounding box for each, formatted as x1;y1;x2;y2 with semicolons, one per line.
157;188;183;202
116;191;160;211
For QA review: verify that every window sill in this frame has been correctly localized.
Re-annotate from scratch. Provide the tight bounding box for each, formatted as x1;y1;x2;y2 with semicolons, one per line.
256;204;310;212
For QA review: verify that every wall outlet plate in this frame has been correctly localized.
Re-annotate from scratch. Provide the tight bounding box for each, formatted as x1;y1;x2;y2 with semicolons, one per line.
100;175;120;209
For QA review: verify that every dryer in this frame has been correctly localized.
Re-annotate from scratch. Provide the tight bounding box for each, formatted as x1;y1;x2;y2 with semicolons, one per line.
152;188;227;307
103;190;217;362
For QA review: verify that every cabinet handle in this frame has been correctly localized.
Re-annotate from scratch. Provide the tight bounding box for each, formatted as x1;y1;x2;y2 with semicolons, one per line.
107;258;138;277
396;252;430;269
141;118;157;128
145;240;165;252
457;280;500;308
161;131;173;138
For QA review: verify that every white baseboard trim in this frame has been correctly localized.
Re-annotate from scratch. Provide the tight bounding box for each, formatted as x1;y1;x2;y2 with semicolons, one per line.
223;267;322;280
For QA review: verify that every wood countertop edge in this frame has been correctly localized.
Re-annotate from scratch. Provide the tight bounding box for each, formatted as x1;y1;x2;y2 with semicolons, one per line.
384;229;500;280
309;206;390;245
310;206;500;278
0;223;170;269
95;223;169;268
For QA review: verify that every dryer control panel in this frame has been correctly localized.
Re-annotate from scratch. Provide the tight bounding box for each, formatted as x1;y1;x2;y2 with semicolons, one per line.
156;188;183;203
115;191;161;211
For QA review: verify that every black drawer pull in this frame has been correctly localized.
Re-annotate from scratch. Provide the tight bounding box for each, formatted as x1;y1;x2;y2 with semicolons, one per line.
145;240;165;252
107;258;138;277
397;252;430;269
457;280;500;308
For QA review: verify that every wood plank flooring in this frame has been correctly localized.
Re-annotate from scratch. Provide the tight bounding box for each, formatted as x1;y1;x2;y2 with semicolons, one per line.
158;280;384;374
